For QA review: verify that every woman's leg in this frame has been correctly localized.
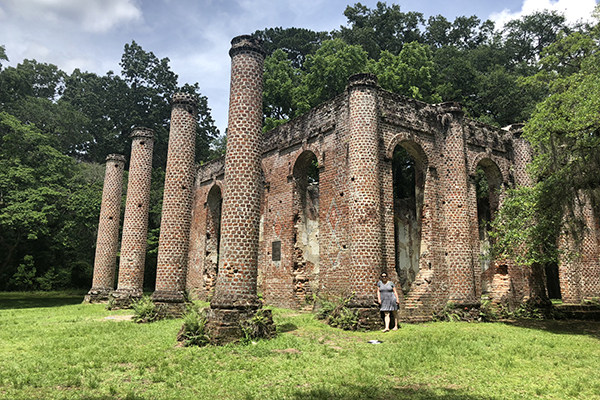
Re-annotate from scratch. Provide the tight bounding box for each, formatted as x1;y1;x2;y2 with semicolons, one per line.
383;312;390;331
392;311;398;330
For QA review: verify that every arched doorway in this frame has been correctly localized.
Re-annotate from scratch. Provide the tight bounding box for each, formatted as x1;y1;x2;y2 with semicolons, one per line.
204;184;222;297
474;159;502;292
292;151;319;305
392;142;425;293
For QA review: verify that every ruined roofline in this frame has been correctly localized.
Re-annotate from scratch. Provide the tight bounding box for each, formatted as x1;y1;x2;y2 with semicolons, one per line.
195;156;225;172
262;81;520;154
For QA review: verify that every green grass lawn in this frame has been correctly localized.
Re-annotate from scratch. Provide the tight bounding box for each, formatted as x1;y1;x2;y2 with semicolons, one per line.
1;292;599;400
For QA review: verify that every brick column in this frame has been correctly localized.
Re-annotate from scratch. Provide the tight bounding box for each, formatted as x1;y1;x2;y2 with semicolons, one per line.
85;154;126;303
207;35;274;344
151;93;198;313
439;102;477;306
112;128;155;307
346;73;384;328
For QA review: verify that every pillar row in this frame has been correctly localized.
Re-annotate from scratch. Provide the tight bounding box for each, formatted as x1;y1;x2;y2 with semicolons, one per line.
85;154;126;303
152;93;198;308
347;73;383;309
112;128;155;305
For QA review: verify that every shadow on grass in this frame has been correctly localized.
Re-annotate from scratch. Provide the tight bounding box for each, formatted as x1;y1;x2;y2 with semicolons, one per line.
501;319;600;340
291;384;494;400
0;294;85;310
278;322;298;333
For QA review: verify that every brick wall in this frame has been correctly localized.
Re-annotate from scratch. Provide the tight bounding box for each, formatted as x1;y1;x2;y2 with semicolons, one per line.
189;72;598;318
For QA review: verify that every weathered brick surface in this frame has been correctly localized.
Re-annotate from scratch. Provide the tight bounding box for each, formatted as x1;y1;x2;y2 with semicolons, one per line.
112;128;155;305
85;154;126;303
210;35;266;310
152;93;198;304
559;194;600;304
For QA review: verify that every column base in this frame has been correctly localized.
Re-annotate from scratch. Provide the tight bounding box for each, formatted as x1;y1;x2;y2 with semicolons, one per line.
110;289;143;309
205;307;275;345
448;295;480;309
83;288;112;303
351;306;385;331
151;290;187;318
210;294;262;310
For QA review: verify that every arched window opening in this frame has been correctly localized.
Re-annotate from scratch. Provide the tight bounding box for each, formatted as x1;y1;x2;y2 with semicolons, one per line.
545;262;562;300
204;185;222;297
292;151;320;305
392;144;425;294
475;159;502;292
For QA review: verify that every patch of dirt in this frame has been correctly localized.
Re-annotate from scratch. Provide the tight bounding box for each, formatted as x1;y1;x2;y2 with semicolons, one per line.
102;314;134;322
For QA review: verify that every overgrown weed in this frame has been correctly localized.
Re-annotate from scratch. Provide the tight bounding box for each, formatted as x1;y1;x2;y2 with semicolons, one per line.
131;295;158;323
314;292;359;330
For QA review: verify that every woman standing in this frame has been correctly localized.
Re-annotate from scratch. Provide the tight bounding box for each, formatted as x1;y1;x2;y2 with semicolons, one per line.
377;272;400;332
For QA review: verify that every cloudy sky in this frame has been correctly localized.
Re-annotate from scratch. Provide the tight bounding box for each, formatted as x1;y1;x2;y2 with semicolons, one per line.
0;0;597;134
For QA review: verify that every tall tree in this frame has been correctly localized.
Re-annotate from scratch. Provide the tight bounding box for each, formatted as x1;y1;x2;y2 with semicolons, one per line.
0;45;8;71
337;2;425;59
0;60;92;156
425;15;495;49
62;41;218;167
502;10;569;69
253;27;331;69
298;39;369;112
368;42;441;103
492;9;600;266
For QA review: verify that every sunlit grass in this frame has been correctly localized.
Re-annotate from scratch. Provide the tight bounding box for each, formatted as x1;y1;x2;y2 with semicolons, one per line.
1;292;599;399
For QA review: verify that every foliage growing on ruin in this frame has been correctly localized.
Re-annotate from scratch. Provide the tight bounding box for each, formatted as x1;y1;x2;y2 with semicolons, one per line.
433;300;503;323
131;295;159;323
177;303;210;347
314;293;359;330
240;308;277;344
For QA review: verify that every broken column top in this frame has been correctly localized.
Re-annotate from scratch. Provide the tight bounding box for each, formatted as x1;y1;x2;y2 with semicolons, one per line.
347;73;378;90
130;127;155;140
171;92;198;116
106;154;126;163
229;35;266;58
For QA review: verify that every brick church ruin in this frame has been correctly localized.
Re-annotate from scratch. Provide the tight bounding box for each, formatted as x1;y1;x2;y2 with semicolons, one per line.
86;35;600;338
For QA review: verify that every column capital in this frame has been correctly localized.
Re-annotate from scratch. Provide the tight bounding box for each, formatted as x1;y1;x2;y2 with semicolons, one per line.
347;73;378;91
229;35;266;58
172;92;198;117
130;127;155;141
106;154;126;163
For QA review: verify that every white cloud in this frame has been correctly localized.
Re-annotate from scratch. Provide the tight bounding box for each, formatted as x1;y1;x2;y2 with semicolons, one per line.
490;0;598;29
1;0;142;33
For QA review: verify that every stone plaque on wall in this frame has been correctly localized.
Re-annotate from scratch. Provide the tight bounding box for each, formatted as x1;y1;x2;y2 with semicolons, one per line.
272;241;281;261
